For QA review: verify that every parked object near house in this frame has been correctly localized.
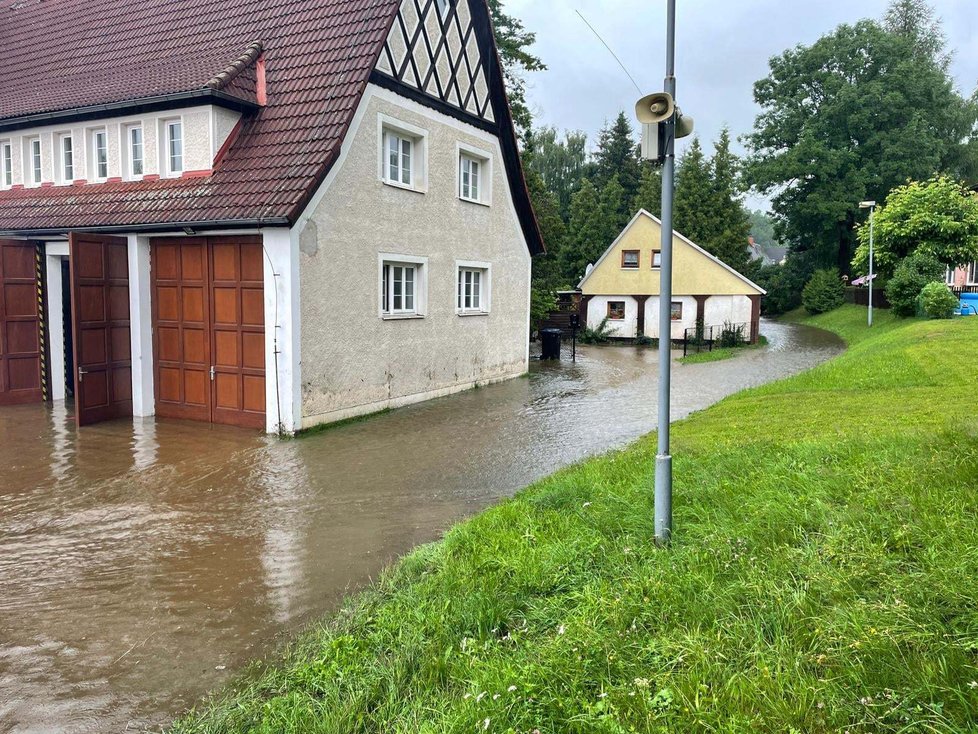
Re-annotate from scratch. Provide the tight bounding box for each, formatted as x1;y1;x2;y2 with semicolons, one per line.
0;0;542;433
578;210;766;344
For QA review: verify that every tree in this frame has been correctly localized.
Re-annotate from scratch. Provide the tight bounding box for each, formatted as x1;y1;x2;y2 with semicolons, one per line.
592;112;642;209
705;129;751;272
632;165;662;217
884;0;950;69
802;269;845;315
487;0;546;145
673;138;715;247
598;175;628;245
525;127;589;219
749;210;779;250
746;17;976;275
560;179;607;285
524;167;568;291
852;176;978;277
885;251;945;317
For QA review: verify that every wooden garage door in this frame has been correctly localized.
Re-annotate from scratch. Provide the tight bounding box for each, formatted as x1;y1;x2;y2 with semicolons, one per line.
152;237;265;428
0;240;43;405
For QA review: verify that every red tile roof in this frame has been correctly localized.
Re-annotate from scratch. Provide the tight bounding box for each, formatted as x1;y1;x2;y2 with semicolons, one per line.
0;0;402;231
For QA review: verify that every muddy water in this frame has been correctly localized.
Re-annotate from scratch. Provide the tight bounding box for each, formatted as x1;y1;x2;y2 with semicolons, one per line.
0;321;842;733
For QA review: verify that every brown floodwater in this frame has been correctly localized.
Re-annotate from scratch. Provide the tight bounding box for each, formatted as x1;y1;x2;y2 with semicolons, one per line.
0;320;842;733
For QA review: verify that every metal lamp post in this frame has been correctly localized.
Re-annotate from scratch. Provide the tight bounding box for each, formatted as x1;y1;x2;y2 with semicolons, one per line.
860;201;876;327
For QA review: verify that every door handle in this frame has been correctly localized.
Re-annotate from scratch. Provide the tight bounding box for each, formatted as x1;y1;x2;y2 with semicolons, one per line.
78;367;88;383
210;366;216;382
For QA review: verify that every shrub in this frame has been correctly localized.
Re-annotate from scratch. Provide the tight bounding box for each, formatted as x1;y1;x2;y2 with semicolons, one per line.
919;281;959;320
885;252;944;318
802;269;845;315
635;335;656;347
579;317;613;344
718;321;747;348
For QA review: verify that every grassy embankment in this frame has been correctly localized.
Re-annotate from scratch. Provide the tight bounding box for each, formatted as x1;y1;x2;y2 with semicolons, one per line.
174;305;978;733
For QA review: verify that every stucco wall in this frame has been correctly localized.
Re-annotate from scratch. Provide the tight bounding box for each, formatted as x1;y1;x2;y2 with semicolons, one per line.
580;211;764;297
586;294;752;341
586;295;639;338
297;85;531;427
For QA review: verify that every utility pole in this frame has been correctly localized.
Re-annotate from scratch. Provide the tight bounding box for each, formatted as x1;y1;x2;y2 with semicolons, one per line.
654;0;677;544
860;201;877;328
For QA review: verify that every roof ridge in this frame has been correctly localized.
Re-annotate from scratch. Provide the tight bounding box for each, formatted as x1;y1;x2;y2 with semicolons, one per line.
206;40;263;91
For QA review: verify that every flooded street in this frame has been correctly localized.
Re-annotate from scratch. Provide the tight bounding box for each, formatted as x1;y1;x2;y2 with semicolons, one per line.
0;320;842;733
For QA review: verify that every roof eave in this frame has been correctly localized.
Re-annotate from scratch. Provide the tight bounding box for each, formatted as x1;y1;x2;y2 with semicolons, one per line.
0;216;289;238
0;89;259;134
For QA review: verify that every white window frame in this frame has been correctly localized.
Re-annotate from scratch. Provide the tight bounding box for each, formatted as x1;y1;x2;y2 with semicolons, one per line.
163;118;184;177
26;136;42;186
457;142;492;206
378;253;428;319
1;141;11;189
378;114;427;193
124;123;144;180
456;260;491;315
652;250;662;269
968;261;978;286
89;128;108;182
945;266;956;286
58;133;74;184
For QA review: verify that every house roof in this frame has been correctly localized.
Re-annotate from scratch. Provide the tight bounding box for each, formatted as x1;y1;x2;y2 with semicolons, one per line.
578;209;767;295
0;0;543;253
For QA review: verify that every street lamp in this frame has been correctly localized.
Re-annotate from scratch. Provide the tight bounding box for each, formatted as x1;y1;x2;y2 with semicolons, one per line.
860;201;877;327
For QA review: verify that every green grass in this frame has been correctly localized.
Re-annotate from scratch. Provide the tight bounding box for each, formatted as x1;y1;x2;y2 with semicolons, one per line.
679;337;769;365
173;306;978;733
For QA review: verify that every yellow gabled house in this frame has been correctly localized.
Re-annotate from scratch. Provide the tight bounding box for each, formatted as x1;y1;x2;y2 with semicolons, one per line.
577;210;766;343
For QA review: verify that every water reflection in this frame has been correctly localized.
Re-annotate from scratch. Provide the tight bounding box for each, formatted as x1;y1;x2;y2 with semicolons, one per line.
0;321;843;733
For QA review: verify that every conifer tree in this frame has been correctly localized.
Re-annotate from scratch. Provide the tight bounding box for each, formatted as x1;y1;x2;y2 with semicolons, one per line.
706;129;751;271
673;138;715;247
561;179;607;285
632;165;662;218
593;112;642;209
599;175;628;246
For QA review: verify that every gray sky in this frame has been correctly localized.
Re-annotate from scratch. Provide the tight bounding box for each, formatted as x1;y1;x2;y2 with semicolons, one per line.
508;0;978;209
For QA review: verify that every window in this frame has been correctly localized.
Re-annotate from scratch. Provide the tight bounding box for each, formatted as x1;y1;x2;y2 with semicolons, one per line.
380;256;427;317
165;120;183;176
621;250;640;269
379;116;427;192
27;137;42;185
651;250;662;268
945;266;956;286
126;125;144;179
969;261;978;286
607;301;626;320
457;264;490;313
458;144;491;205
59;134;73;183
90;129;108;181
670;302;683;321
385;131;413;186
1;142;11;188
460;155;481;202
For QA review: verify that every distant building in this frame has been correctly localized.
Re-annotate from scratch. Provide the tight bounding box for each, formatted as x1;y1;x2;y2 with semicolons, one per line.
578;211;766;344
748;236;787;266
946;262;978;290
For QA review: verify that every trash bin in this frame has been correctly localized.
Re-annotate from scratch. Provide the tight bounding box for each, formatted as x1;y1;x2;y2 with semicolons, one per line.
540;328;562;360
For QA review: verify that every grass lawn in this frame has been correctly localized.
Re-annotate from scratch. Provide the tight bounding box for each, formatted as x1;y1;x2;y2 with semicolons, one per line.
173;306;978;733
678;337;769;365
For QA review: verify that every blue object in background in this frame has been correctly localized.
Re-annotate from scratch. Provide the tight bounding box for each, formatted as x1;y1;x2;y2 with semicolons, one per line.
959;293;978;316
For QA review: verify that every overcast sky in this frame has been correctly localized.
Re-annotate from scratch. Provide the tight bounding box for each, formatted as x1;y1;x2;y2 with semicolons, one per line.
507;0;978;209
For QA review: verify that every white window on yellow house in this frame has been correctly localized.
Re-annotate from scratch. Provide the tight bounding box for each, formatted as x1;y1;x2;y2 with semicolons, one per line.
670;302;683;321
607;301;626;320
651;250;662;268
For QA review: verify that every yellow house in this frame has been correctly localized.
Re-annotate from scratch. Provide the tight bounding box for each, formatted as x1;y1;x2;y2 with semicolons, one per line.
578;210;766;343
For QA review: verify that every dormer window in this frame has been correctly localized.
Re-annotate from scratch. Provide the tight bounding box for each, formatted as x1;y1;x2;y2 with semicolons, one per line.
90;129;108;181
1;142;12;188
27;137;42;186
59;133;74;184
164;119;183;177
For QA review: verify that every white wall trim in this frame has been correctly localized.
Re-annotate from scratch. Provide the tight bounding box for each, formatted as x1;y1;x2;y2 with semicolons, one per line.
45;252;66;401
127;235;154;416
262;228;302;435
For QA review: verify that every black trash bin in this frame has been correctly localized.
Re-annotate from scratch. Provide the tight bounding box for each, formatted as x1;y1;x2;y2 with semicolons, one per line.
540;328;562;360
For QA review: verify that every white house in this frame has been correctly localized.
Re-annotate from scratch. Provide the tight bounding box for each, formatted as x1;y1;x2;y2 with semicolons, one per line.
578;210;766;343
0;0;543;433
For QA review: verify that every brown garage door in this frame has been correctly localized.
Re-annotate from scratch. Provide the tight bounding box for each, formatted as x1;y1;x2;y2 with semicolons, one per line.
0;240;44;405
152;237;265;429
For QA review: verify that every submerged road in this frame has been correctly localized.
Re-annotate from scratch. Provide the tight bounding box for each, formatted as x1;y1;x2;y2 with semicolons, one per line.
0;320;842;733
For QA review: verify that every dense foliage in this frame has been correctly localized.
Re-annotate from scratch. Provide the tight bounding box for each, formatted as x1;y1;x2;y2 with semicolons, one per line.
919;281;959;320
853;177;978;277
802;269;845;315
885;251;945;318
746;2;977;275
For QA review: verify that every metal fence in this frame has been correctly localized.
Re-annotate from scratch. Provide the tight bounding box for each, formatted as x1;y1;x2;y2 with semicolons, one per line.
682;322;749;357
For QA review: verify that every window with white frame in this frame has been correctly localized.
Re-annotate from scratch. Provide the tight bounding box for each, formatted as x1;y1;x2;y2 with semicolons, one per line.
458;145;491;205
1;142;11;188
59;133;73;183
165;119;183;176
90;129;108;181
969;261;978;286
126;125;144;179
27;137;42;185
945;266;956;285
457;264;490;313
380;257;427;317
651;250;662;268
380;117;426;192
